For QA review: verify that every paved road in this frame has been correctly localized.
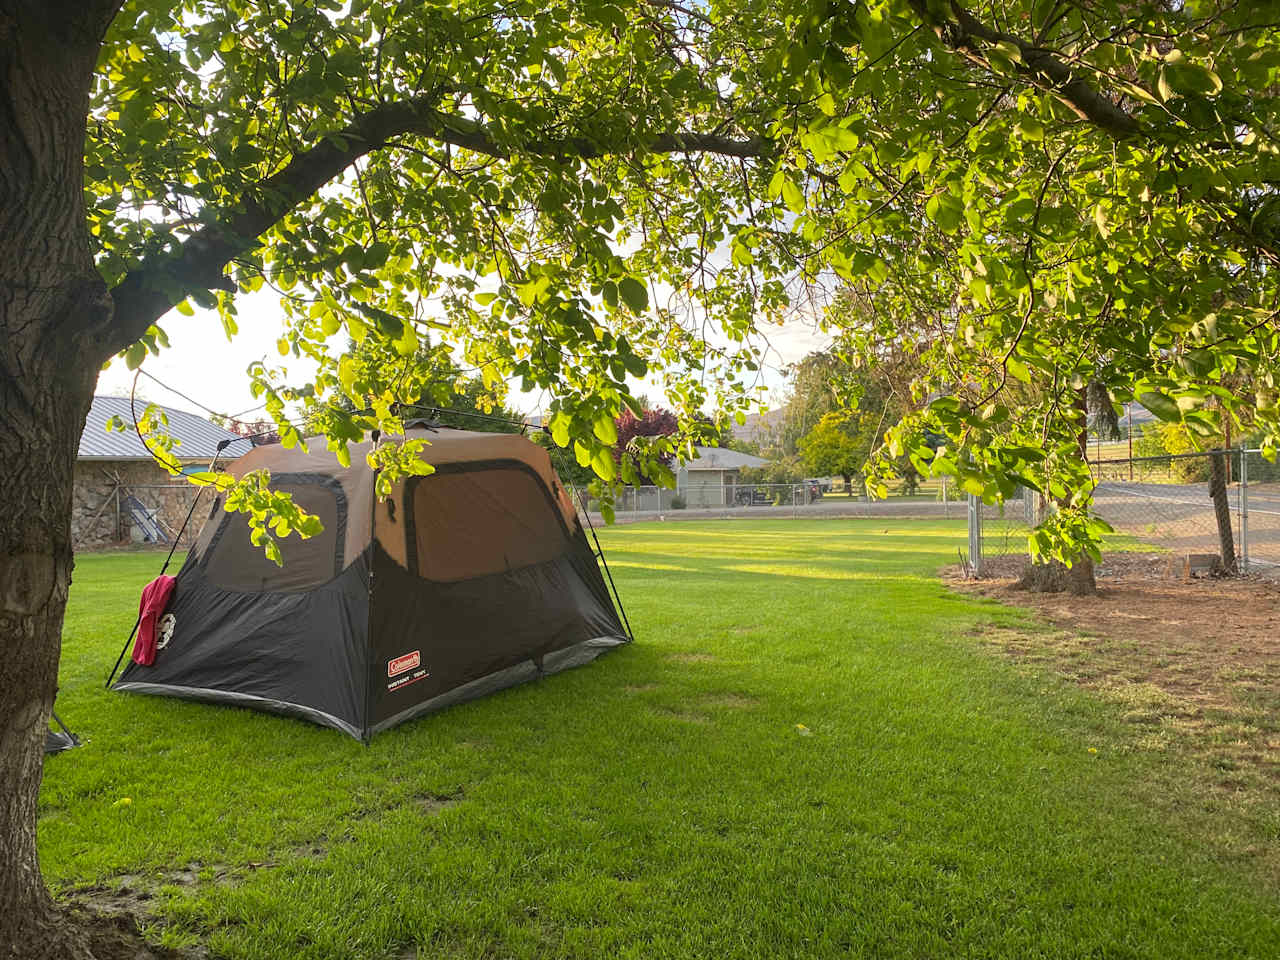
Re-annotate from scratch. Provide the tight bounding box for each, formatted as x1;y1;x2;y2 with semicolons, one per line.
1090;481;1280;567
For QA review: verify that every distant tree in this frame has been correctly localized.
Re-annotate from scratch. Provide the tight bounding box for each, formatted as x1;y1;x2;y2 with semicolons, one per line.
776;351;848;456
724;437;763;457
615;406;678;482
228;419;281;447
538;402;680;493
739;455;807;486
799;412;871;495
533;431;596;492
337;335;522;434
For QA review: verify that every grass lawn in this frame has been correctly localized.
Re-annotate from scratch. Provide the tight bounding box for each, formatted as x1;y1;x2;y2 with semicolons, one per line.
43;518;1278;958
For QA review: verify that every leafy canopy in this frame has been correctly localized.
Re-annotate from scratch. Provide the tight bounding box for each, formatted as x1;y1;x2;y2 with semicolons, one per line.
93;0;1280;561
798;411;868;485
711;0;1280;560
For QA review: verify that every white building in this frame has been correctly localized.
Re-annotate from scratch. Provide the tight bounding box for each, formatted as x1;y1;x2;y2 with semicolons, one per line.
676;446;772;507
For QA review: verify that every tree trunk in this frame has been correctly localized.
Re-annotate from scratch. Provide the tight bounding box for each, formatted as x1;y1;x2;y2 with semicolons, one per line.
1014;388;1099;595
1208;450;1238;575
0;6;115;957
842;473;852;495
1015;559;1097;596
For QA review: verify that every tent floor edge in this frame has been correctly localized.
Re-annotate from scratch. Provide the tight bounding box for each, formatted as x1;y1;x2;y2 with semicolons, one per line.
112;681;365;740
368;635;628;737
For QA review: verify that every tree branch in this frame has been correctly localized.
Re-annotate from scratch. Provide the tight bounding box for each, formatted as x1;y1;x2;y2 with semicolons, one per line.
106;94;767;353
904;0;1141;140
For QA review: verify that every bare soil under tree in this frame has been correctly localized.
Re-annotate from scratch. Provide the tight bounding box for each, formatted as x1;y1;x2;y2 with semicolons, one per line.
947;552;1280;852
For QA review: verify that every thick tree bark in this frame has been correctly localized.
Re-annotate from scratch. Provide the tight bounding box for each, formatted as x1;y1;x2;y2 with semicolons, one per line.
0;5;117;957
1015;559;1097;596
1015;391;1099;595
1208;450;1238;575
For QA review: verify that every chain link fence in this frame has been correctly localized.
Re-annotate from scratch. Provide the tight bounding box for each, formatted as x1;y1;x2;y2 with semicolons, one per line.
584;481;965;523
967;487;1038;572
967;448;1280;576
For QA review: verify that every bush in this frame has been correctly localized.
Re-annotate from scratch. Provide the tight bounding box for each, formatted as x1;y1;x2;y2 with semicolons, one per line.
1135;422;1213;482
671;495;686;509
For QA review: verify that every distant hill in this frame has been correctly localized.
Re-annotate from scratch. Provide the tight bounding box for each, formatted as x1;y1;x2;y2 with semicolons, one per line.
732;406;790;445
1122;402;1155;425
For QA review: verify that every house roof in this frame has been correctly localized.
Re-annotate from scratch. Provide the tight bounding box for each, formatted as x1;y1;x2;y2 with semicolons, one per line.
683;445;771;471
79;396;254;462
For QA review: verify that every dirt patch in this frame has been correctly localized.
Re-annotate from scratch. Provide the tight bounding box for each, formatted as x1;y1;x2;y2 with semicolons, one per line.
946;554;1280;796
413;790;462;815
666;652;716;664
624;683;659;693
66;909;201;959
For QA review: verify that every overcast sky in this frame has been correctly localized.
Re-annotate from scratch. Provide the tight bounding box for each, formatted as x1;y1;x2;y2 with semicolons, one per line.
96;290;832;424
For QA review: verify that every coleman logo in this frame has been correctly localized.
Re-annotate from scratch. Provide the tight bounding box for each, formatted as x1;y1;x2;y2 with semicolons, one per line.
388;651;421;677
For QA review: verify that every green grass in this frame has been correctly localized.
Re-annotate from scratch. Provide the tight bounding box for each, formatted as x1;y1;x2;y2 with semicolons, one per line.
43;519;1278;958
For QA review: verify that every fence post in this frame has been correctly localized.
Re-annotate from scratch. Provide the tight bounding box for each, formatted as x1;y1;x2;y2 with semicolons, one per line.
1240;445;1249;573
942;476;949;518
967;493;983;576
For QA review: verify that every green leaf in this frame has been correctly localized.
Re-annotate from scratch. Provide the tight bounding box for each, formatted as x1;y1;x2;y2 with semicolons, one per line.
593;414;618;444
617;277;648;314
590;446;616;481
1014;117;1045;141
766;169;786;201
124;342;146;370
263;538;283;566
550;413;571;448
821;125;859;151
780;176;805;214
1139;391;1181;422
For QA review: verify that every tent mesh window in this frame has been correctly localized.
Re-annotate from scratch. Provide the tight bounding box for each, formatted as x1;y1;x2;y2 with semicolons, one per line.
404;463;570;581
201;475;347;592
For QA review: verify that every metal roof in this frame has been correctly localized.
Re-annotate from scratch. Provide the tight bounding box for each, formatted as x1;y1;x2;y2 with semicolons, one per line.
683;445;771;471
79;395;254;462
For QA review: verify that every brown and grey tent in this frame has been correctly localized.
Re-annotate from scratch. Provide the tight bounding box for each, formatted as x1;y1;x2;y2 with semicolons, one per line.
113;426;630;739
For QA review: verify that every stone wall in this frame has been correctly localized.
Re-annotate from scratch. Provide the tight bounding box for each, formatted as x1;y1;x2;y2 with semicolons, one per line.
72;459;213;551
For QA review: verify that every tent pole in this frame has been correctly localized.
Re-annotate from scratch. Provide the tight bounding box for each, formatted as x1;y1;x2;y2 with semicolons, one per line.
586;514;635;644
105;440;234;688
547;436;635;644
362;430;382;744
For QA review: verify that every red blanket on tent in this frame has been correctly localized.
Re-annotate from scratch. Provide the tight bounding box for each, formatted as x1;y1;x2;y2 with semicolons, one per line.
132;575;177;666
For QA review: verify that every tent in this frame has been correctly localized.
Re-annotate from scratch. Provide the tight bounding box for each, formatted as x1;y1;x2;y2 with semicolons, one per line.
45;711;81;755
113;426;630;740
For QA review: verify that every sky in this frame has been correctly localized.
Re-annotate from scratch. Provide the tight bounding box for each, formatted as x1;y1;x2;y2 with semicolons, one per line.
96;290;833;425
